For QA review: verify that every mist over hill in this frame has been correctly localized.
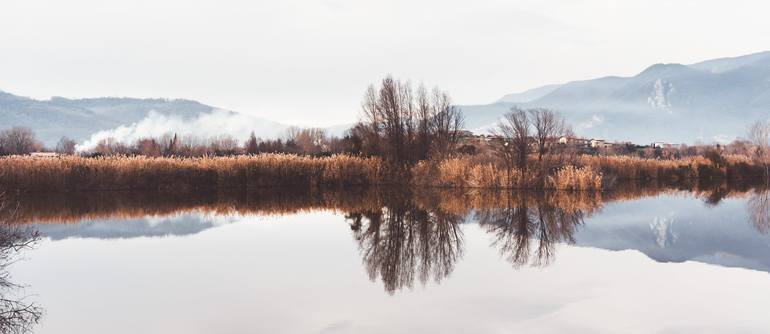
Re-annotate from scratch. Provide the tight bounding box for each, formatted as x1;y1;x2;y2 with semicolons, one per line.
0;92;296;148
460;51;770;144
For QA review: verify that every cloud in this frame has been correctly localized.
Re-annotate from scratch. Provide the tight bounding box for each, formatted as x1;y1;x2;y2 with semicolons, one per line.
577;114;604;130
712;134;737;144
76;110;287;151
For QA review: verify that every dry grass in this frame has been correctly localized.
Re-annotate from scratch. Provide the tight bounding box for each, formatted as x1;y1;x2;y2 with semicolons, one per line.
0;154;382;191
547;166;602;191
1;152;765;192
412;157;602;191
577;154;763;182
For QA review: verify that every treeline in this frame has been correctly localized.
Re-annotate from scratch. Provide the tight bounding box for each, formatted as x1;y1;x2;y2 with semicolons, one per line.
0;127;45;155
88;128;355;157
0;127;76;156
89;76;464;165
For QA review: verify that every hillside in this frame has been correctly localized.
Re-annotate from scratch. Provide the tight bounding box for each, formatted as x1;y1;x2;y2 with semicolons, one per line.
0;91;289;147
461;51;770;144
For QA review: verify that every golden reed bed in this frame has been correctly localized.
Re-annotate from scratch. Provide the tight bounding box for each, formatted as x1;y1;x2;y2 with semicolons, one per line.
0;153;765;193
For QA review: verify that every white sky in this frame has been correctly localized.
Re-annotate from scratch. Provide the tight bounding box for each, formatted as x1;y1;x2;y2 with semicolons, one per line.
1;0;769;126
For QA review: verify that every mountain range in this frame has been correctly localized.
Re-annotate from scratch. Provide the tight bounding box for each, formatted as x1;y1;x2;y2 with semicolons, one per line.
0;92;292;147
2;51;770;147
461;51;770;144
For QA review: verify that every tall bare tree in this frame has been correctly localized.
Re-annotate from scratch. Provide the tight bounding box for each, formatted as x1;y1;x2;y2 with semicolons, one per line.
493;107;531;176
430;87;464;159
0;128;39;155
358;75;464;167
749;120;770;181
529;108;569;162
55;136;77;155
285;127;328;155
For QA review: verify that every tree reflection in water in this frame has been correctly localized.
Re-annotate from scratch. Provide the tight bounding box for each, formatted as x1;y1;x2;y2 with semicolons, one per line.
749;189;770;234
0;200;42;334
346;192;464;294
7;184;768;296
476;192;587;268
345;190;603;293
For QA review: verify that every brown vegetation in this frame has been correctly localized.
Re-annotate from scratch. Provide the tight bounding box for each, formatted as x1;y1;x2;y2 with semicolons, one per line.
411;157;602;191
2;151;768;192
0;154;382;191
577;154;765;184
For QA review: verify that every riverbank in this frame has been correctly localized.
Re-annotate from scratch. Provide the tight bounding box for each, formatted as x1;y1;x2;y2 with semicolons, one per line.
0;154;765;192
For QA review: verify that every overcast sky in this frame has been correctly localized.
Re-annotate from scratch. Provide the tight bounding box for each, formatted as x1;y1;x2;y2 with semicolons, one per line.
1;0;768;126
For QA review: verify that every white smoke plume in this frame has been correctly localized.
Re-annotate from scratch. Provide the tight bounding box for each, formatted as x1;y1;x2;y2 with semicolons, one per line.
76;110;288;151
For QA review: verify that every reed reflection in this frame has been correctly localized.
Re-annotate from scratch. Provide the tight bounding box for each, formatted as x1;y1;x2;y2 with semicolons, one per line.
4;182;759;225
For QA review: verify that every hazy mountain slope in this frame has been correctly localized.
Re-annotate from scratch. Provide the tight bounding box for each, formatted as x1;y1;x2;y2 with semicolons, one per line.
497;84;562;103
690;51;770;73
48;96;213;125
0;91;124;146
0;91;290;147
461;51;770;144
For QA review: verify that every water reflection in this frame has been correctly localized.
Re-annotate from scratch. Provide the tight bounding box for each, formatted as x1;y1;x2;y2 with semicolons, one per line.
749;190;770;233
347;191;464;294
0;201;41;334
476;192;587;268
6;183;770;295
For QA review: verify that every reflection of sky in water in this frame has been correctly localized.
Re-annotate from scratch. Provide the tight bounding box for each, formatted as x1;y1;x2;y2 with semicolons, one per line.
14;194;770;333
35;211;267;240
34;194;770;274
575;195;770;272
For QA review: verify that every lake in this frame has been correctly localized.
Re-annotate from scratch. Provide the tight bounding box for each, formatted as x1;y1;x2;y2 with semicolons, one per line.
4;186;770;333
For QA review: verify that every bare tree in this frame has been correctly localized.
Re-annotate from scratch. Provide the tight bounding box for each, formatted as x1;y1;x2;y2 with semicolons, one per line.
749;120;770;181
358;75;464;167
285;127;328;155
529;108;568;162
0;128;39;155
208;135;239;156
493;107;531;176
430;87;464;159
244;132;259;155
136;138;161;157
54;137;76;155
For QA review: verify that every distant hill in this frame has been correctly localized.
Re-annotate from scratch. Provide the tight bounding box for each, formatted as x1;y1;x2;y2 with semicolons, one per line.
460;51;770;144
0;91;290;147
497;84;562;103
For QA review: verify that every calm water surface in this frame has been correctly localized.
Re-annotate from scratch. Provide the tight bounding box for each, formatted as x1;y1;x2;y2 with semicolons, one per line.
6;189;770;333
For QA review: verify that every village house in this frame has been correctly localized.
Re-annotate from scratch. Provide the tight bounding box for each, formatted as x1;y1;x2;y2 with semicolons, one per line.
558;136;591;147
459;131;638;153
